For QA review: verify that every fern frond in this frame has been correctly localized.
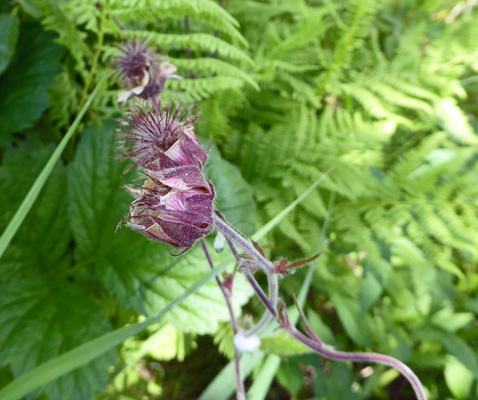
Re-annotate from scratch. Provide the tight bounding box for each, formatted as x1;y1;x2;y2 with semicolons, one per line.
119;30;253;65
170;57;259;90
167;77;244;101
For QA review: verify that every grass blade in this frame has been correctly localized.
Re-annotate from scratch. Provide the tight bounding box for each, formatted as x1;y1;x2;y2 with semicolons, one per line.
252;166;334;241
0;77;106;259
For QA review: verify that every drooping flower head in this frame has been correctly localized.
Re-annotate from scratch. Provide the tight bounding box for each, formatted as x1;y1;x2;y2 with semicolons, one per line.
124;167;215;249
113;40;183;103
117;97;214;251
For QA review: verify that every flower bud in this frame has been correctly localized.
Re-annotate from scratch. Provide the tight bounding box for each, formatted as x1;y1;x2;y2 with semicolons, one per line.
117;100;208;170
125;166;215;250
117;97;215;250
114;41;183;103
114;40;160;89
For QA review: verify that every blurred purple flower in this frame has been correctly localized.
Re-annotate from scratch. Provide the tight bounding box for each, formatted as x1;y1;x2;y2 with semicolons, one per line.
114;40;182;103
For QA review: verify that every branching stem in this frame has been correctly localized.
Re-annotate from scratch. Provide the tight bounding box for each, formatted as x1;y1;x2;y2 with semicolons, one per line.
213;214;428;400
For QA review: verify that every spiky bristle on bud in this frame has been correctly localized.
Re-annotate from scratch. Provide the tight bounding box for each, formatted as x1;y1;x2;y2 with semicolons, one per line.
116;98;206;170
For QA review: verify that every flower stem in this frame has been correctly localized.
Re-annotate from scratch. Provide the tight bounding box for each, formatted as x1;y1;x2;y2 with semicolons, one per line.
214;209;427;399
200;239;245;399
213;212;274;274
243;273;277;337
246;274;427;400
223;233;278;336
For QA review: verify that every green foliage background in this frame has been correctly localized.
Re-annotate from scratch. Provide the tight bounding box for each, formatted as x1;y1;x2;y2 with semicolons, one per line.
0;0;477;399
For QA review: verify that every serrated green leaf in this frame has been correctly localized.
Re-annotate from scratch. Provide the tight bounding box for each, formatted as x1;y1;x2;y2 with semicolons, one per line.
0;259;230;400
204;143;256;235
0;13;19;75
0;23;64;144
0;275;114;400
123;323;196;363
213;322;235;360
68;121;253;334
0;139;70;278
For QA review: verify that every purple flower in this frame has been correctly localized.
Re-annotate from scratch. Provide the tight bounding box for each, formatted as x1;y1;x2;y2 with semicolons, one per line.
117;98;215;251
124;166;215;250
114;40;160;89
114;40;183;103
117;99;208;170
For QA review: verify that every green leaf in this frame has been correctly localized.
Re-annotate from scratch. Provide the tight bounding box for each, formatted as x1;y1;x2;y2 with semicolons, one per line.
0;275;114;400
313;361;360;400
0;23;64;144
306;309;336;346
431;307;474;332
444;355;475;399
0;260;230;400
204;143;256;235
68;121;252;334
418;327;478;379
0;13;19;75
0;139;70;278
276;360;305;399
122;323;196;363
213;322;235;360
0;77;105;260
359;270;383;316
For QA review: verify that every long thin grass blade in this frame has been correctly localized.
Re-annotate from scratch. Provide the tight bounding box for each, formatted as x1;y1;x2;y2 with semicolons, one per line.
252;166;334;241
0;77;106;259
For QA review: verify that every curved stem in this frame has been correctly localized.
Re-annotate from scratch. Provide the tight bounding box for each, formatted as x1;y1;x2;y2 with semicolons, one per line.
223;233;278;337
288;326;427;400
246;277;427;400
213;212;274;274
244;273;278;337
200;239;244;399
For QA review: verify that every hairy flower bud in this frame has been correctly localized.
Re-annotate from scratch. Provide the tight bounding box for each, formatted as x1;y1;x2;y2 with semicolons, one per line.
114;40;159;88
124;166;215;250
117;99;208;170
114;40;183;103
